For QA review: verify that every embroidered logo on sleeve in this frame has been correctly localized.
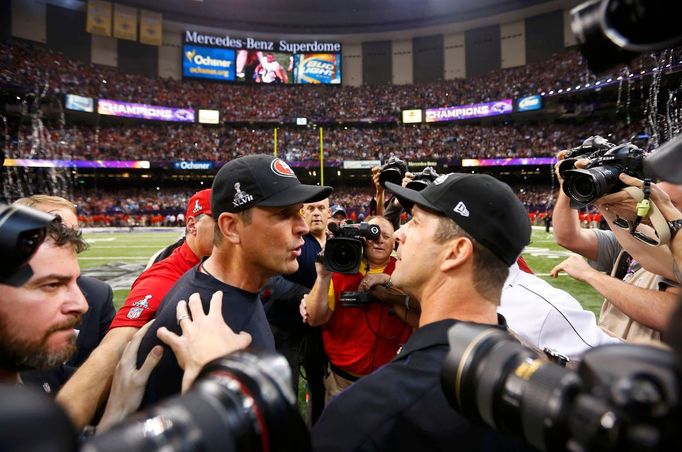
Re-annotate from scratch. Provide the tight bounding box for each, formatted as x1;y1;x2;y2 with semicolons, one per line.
127;294;152;319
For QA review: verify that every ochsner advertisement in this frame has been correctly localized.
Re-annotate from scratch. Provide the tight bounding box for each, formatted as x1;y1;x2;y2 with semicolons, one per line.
98;99;195;122
183;45;235;81
425;99;513;123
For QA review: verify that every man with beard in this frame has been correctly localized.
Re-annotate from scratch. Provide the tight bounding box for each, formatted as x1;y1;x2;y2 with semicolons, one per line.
0;220;89;382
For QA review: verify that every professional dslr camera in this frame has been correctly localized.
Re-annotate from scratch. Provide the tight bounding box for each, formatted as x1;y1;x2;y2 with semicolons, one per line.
322;222;381;274
378;156;408;189
84;352;309;452
559;136;645;205
441;323;681;452
406;166;440;191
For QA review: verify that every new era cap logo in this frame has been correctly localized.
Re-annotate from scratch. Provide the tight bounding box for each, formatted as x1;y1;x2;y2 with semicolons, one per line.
271;158;296;178
453;201;470;217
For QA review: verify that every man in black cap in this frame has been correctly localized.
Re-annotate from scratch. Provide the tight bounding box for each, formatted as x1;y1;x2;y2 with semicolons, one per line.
311;173;533;451
137;154;332;406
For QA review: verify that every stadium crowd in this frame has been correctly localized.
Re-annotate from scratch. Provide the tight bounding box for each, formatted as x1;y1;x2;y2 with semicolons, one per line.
7;120;646;161
3;40;679;122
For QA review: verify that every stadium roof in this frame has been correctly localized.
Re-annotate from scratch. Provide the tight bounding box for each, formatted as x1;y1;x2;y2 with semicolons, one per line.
120;0;558;34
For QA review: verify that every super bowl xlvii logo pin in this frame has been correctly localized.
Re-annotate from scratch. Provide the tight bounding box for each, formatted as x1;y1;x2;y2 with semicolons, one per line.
127;294;152;319
233;182;254;207
271;158;296;177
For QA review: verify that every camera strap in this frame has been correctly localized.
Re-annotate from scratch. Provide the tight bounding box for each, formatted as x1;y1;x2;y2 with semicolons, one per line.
622;185;671;246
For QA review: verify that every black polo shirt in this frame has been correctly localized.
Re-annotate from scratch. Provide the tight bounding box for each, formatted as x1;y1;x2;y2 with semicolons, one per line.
311;318;535;452
137;263;275;408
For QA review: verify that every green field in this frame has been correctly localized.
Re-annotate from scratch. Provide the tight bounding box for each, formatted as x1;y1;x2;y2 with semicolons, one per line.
79;227;603;315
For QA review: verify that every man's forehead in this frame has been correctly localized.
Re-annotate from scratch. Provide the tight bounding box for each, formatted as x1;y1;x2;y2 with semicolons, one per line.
24;241;79;281
305;199;329;209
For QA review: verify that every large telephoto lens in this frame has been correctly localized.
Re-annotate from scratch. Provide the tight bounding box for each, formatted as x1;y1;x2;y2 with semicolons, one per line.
563;166;622;205
84;351;309;452
441;323;581;451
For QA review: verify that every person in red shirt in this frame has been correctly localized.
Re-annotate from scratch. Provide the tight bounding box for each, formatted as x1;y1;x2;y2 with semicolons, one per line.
56;189;214;430
305;216;413;400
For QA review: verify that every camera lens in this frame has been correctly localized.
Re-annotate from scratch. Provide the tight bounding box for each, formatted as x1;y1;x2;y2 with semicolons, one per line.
325;238;362;274
441;323;580;451
563;166;622;205
84;352;309;452
379;167;404;188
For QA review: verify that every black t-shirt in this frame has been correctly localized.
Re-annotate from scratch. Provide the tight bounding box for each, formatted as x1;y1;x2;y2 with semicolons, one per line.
137;264;275;407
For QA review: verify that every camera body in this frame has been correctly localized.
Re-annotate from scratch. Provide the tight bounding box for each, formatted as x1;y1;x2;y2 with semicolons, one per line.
378;156;408;189
339;291;374;307
441;322;681;452
560;138;645;205
406;166;440;191
323;222;381;274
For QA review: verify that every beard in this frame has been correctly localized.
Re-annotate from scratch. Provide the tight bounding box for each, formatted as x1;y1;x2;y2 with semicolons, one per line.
0;315;81;372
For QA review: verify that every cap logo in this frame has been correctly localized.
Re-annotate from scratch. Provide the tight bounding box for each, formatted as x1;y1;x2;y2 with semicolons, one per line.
453;201;470;217
233;182;254;208
433;174;451;185
192;199;202;214
271;158;296;178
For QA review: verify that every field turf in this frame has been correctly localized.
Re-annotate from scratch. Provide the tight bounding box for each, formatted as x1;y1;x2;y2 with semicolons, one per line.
79;227;603;315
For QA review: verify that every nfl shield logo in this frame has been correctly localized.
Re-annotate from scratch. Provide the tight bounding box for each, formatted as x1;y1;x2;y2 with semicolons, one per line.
127;307;144;319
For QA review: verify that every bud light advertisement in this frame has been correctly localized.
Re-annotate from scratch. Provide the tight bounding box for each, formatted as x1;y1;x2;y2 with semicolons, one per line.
98;99;195;123
425;99;513;123
293;53;341;84
183;44;235;81
517;95;542;112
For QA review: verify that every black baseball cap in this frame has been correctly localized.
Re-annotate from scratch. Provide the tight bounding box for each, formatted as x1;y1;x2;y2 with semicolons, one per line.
386;173;531;266
211;154;333;216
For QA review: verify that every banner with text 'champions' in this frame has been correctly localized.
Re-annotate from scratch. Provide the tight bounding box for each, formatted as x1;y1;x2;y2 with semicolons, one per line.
425;99;513;123
98;99;195;122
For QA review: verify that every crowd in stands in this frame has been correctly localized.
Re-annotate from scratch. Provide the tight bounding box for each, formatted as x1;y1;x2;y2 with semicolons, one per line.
3;40;679;122
7;120;646;162
57;183;553;226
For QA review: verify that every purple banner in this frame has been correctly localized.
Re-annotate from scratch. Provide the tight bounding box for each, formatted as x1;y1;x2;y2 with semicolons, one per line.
461;157;556;167
98;99;195;123
425;99;513;123
3;159;150;169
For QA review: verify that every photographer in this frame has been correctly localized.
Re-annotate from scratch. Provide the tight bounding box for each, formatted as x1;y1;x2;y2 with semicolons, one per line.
311;173;533;452
551;150;682;342
304;216;413;400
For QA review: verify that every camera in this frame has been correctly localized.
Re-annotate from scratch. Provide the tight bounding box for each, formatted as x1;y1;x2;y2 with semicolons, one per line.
560;141;645;206
557;135;614;179
405;167;440;191
84;351;309;452
378;156;408;189
571;0;682;75
339;291;374;307
322;222;381;274
0;204;55;287
441;322;681;452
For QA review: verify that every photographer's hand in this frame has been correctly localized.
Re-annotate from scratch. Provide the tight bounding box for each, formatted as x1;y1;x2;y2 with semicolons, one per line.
157;291;252;393
358;273;390;292
550;255;598;282
372;166;385;215
98;320;163;431
554;149;570;184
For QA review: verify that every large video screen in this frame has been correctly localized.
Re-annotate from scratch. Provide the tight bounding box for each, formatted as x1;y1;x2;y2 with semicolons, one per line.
425;99;513;123
182;31;342;85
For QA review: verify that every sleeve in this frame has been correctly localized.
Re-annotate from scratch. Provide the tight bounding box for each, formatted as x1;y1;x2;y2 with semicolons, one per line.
108;271;174;330
98;284;115;342
587;229;622;273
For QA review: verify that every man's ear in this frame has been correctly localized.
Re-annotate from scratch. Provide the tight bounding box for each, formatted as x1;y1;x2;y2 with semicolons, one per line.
440;237;473;273
217;213;241;244
186;216;198;237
